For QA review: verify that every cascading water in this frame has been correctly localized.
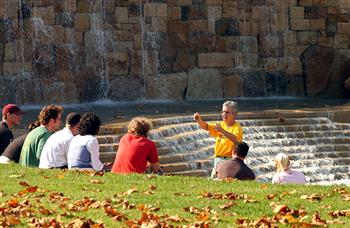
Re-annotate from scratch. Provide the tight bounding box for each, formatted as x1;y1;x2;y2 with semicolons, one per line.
145;113;350;184
88;0;109;99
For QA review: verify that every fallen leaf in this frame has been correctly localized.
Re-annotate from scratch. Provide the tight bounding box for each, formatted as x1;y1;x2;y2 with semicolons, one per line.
328;210;350;218
174;192;190;197
260;184;268;189
149;184;156;190
90;179;103;184
19;181;30;186
57;173;65;179
126;188;137;195
10;174;25;178
311;213;327;226
218;202;235;210
300;194;323;201
266;194;276;200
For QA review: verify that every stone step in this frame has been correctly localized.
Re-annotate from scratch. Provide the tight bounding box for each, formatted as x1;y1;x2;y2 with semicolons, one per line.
99;143;118;153
100;152;116;163
159;146;213;164
245;130;350;141
149;117;338;139
247;144;350;157
153;130;211;147
96;134;121;144
99;125;125;135
248;137;350;148
156;138;214;155
151;112;330;127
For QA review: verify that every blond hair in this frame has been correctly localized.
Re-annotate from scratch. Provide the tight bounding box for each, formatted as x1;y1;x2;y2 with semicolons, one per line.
274;153;290;172
127;117;153;137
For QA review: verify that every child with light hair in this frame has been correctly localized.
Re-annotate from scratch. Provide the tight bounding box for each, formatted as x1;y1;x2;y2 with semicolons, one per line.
272;153;306;184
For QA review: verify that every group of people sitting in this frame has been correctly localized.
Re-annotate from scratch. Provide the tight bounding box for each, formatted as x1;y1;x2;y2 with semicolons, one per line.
0;101;306;184
0;104;161;175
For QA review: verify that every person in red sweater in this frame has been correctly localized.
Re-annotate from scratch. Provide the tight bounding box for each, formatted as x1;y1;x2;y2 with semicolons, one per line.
111;117;161;174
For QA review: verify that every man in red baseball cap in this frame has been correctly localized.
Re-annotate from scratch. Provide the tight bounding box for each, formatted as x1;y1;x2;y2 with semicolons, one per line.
0;104;24;155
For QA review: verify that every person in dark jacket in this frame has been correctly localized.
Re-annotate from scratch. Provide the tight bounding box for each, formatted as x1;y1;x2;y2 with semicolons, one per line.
0;104;24;155
0;121;40;164
216;142;255;180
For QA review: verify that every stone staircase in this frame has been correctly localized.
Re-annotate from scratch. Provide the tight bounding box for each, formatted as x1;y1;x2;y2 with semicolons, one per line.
98;111;350;183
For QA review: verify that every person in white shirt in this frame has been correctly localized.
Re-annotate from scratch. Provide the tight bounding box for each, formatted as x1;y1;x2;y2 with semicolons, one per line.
39;113;81;169
67;112;111;171
272;153;307;184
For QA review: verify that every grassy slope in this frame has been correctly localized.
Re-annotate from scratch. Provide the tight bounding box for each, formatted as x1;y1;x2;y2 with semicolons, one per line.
0;164;349;227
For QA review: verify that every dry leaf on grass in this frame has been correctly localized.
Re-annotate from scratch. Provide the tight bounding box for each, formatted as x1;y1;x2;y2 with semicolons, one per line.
90;179;104;184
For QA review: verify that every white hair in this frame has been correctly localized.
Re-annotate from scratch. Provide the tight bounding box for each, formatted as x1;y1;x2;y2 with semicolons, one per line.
223;101;238;113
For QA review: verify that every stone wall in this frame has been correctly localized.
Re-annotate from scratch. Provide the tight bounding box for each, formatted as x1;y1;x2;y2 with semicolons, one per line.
0;0;349;104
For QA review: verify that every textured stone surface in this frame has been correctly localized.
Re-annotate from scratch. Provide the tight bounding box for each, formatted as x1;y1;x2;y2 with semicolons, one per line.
302;46;350;98
0;0;350;104
186;68;222;99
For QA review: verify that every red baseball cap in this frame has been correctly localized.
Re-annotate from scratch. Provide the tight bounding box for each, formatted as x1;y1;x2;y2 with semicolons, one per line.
2;104;25;116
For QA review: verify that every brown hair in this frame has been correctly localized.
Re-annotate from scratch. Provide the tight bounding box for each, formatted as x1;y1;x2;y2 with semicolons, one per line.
38;105;63;125
127;117;152;137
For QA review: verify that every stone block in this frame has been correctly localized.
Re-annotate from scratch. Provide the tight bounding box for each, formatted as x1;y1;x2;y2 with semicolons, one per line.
107;52;129;75
177;0;192;6
168;0;177;7
297;31;317;45
243;53;258;67
173;50;195;71
290;7;304;18
251;6;270;21
215;18;239;36
327;7;338;14
259;32;284;58
159;72;188;100
283;31;297;45
282;57;302;75
290;19;310;30
4;43;15;62
168;21;189;33
310;19;325;30
144;3;167;17
207;0;223;6
77;0;92;13
168;7;181;19
186;68;223;99
239;36;258;53
188;5;207;20
223;2;238;18
115;7;128;23
337;22;350;34
63;0;77;12
108;75;142;100
339;0;350;8
147;17;168;32
270;13;289;31
318;36;334;47
189;20;207;32
222;74;243;98
198;52;234;68
334;34;349;49
0;1;17;19
207;6;222;19
32;6;55;25
75;13;90;31
298;0;313;6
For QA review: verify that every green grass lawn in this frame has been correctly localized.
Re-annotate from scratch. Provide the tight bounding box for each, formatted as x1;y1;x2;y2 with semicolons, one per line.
0;164;349;227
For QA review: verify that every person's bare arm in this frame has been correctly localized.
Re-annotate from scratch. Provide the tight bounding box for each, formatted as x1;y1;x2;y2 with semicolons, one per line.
193;112;208;131
214;123;238;143
150;162;160;173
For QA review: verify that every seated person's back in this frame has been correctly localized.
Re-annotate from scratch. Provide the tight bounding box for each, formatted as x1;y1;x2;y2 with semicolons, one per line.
111;117;160;174
67;112;106;171
272;153;306;184
216;142;255;180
